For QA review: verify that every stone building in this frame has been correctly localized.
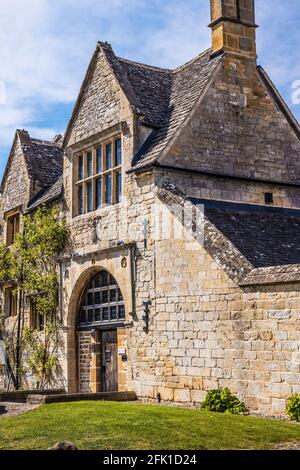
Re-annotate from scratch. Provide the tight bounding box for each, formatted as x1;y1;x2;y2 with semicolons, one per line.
1;0;300;415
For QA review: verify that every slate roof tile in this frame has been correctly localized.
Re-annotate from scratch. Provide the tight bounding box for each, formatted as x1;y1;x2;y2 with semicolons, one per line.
22;138;63;189
101;45;223;169
27;175;63;211
121;49;223;169
198;199;300;268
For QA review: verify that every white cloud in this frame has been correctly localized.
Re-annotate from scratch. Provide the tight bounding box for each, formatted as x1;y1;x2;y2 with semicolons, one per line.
138;1;210;68
0;0;300;174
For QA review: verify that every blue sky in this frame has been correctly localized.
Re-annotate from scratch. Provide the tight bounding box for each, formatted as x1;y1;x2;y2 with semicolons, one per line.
1;0;300;179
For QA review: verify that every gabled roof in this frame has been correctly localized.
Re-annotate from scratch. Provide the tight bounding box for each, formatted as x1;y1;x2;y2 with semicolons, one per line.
155;177;300;287
63;41;223;169
27;175;63;212
117;57;173;128
113;47;223;169
22;137;63;189
131;49;223;169
195;199;300;268
0;130;63;194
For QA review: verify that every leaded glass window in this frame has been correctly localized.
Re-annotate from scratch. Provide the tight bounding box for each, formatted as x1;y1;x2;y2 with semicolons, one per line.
74;136;122;216
79;271;125;327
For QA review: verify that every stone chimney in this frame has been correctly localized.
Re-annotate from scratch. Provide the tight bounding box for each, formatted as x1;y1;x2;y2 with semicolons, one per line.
17;129;31;144
209;0;257;60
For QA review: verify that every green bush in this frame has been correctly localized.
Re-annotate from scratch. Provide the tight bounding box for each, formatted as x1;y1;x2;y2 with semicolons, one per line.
200;388;248;415
287;394;300;422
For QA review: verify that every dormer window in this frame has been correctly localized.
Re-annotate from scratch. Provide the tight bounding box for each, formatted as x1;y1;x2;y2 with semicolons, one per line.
74;136;122;216
6;212;20;246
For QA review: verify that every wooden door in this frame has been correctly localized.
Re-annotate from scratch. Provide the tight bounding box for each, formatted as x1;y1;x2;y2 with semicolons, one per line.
101;330;118;392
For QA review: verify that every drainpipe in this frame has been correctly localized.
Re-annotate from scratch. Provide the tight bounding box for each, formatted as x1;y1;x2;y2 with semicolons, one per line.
129;245;136;318
59;260;64;323
15;282;23;390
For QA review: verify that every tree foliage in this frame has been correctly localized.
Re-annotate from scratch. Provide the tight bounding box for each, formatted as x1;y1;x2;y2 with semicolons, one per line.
0;206;67;388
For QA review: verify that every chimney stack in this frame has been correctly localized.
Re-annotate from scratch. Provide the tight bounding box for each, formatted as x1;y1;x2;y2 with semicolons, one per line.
209;0;258;60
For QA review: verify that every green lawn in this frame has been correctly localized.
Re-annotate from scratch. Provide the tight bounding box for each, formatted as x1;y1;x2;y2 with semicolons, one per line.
0;401;299;450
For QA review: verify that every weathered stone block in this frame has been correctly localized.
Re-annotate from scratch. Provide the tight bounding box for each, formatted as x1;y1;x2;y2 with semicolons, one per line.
174;389;191;403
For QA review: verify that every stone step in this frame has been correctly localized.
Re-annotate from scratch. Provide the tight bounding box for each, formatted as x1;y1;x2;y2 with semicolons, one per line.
27;391;137;405
0;389;65;403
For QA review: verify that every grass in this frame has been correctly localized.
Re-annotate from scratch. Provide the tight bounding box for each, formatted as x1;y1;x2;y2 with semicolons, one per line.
0;401;300;450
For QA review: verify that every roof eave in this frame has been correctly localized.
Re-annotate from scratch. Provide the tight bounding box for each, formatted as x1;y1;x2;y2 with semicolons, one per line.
0;130;31;193
257;65;300;141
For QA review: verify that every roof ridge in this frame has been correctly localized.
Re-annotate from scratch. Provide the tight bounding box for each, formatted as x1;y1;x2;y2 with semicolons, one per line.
29;138;62;147
118;47;214;75
117;56;173;74
174;48;213;73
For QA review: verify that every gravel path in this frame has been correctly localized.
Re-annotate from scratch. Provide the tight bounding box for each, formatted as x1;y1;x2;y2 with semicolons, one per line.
273;442;300;450
0;402;40;418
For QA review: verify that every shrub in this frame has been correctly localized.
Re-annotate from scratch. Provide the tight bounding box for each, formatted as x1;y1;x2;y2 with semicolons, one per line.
200;388;248;415
287;394;300;422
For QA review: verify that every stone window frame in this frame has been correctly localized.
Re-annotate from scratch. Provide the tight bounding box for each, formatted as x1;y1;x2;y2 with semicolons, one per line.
4;287;18;318
29;297;56;331
73;135;122;217
5;210;20;246
30;300;45;331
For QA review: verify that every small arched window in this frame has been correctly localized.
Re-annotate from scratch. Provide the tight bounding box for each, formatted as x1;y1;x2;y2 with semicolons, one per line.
79;271;125;327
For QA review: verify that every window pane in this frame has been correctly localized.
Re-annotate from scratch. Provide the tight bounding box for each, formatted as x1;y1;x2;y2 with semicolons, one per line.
110;289;117;303
87;292;93;305
86;181;93;212
95;291;101;305
118;305;125;320
102;290;108;304
105;174;112;205
110;306;117;320
78;155;84;180
117;288;123;302
95;308;101;322
96;147;102;173
116;170;122;204
106;143;112;169
101;271;109;286
87;152;93;177
103;307;109;321
94;275;101;288
115;139;122;166
96;178;102;209
78;184;84;215
7;214;20;245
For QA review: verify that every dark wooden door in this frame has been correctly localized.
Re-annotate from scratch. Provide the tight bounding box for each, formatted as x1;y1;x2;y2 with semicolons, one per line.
101;330;118;392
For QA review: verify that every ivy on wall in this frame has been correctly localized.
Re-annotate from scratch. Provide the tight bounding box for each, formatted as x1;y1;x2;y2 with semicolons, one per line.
0;206;67;389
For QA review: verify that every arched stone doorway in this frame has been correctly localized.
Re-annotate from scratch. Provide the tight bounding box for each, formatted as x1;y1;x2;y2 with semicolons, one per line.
67;266;129;394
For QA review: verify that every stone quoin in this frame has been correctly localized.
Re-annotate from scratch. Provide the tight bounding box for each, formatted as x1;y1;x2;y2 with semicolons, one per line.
1;0;300;416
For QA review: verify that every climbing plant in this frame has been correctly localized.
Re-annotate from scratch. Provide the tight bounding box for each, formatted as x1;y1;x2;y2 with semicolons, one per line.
0;206;67;389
